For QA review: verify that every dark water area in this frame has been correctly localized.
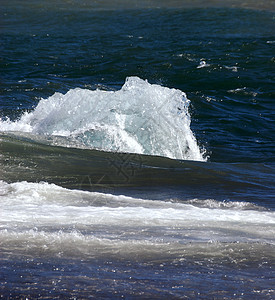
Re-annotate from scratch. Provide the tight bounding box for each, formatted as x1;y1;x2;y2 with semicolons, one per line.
1;1;275;299
1;252;274;299
1;133;275;209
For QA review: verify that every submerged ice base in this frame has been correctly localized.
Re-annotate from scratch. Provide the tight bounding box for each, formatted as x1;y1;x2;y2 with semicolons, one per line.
0;77;204;161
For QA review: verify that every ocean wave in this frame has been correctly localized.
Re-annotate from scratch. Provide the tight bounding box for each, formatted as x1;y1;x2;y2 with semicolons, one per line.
1;180;274;261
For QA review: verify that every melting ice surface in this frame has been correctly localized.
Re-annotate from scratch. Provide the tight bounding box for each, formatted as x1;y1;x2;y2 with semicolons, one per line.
0;77;204;161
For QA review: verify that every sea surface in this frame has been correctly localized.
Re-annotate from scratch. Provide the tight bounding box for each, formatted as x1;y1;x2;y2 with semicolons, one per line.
1;0;275;299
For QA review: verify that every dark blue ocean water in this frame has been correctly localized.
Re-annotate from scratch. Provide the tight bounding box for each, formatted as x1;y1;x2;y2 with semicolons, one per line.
1;1;275;299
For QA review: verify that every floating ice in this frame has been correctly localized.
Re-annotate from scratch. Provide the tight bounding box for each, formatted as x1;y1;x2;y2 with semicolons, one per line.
0;77;204;161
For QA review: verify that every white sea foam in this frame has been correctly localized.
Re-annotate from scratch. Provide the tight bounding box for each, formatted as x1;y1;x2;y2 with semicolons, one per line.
0;77;204;161
0;181;274;259
197;60;210;68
